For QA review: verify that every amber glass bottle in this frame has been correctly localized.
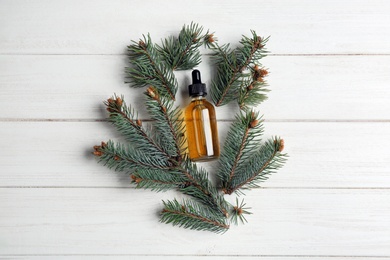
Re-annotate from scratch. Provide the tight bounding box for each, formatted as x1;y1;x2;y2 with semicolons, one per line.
184;70;220;161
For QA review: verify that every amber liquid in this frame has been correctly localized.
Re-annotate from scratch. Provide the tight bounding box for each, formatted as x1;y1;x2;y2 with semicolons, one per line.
184;96;220;161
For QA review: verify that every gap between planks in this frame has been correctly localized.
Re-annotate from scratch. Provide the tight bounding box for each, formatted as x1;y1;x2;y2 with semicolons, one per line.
1;118;390;123
1;53;390;56
1;186;389;190
0;254;390;258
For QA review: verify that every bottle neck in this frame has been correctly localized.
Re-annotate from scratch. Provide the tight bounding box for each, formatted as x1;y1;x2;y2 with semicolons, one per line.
190;95;206;101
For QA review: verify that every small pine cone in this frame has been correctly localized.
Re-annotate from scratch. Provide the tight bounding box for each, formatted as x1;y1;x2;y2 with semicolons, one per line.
136;119;142;126
249;112;259;128
234;206;243;215
114;155;120;161
106;98;115;112
130;175;137;181
247;84;254;91
257;36;264;48
146;86;158;100
249;119;259;128
116;97;123;107
93;151;102;157
223;210;229;218
206;34;215;44
138;40;146;48
101;141;107;148
253;67;268;82
259;68;268;77
93;145;100;151
278;139;285;152
256;77;264;83
253;36;262;48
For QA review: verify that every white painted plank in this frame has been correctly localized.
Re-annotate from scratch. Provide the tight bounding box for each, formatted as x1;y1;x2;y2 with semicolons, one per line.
1;188;389;256
1;55;389;120
1;0;390;54
0;121;389;188
2;257;389;260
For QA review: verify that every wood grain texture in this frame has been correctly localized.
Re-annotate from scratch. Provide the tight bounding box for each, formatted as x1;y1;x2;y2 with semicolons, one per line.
1;55;389;120
0;121;389;188
0;254;390;260
1;0;390;55
1;188;389;256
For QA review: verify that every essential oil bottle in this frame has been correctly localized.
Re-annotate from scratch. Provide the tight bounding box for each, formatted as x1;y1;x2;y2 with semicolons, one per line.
184;70;220;161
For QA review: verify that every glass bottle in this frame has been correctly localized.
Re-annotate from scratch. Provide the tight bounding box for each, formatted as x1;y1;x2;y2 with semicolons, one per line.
184;70;220;161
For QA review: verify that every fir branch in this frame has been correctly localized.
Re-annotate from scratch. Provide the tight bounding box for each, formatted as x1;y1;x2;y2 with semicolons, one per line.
237;31;267;70
145;87;186;160
230;198;252;225
210;31;269;107
126;34;178;100
238;65;270;110
94;140;171;172
225;137;287;195
130;169;187;192
158;22;206;70
210;44;239;107
105;95;173;162
161;199;229;233
179;158;229;217
99;93;227;216
203;33;217;49
218;110;264;191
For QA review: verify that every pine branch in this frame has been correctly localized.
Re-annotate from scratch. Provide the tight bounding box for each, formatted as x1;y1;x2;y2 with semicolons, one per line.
137;89;225;213
94;141;191;194
161;199;229;233
210;44;239;107
210;31;269;107
225;137;287;195
93;140;171;172
129;154;228;217
218;110;264;191
97;94;228;217
237;31;268;70
130;169;187;192
158;22;206;70
238;65;270;110
105;95;173;162
230;198;252;225
126;34;178;100
179;158;229;217
145;87;186;161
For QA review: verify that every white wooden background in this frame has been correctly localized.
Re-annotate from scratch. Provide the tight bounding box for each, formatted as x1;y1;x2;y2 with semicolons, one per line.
1;0;390;259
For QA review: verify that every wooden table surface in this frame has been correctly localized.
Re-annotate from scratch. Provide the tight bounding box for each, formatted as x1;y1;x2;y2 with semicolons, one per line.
1;0;390;259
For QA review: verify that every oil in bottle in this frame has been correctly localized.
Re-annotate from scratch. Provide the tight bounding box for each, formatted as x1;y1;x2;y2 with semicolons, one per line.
184;70;220;161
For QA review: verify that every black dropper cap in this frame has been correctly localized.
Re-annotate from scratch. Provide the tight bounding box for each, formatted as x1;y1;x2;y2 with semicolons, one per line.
188;70;207;97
